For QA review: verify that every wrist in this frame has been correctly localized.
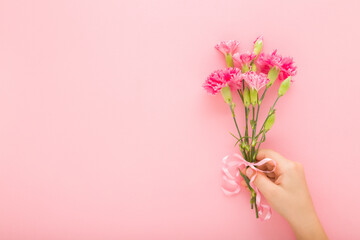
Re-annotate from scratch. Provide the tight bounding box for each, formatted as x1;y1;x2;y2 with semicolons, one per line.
287;210;327;240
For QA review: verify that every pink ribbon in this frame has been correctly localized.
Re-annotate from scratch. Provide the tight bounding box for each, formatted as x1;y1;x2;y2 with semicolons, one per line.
221;153;276;220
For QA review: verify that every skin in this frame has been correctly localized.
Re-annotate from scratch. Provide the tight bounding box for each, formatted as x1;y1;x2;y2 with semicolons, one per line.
241;149;328;240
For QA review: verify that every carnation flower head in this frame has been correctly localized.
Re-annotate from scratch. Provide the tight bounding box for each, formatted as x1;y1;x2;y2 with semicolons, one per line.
258;50;297;81
233;52;256;69
203;68;242;95
215;40;240;55
243;71;269;91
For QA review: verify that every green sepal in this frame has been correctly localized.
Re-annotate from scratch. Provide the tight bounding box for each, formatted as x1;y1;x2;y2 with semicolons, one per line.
241;64;250;73
251;62;257;72
267;67;280;87
250;88;258;105
241;142;250;152
220;85;232;104
225;53;234;68
278;76;291;96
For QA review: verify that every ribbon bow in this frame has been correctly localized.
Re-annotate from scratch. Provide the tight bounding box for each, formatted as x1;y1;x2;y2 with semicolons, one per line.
221;153;276;220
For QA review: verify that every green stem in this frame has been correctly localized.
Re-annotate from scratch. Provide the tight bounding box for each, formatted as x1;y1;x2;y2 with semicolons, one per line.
252;105;260;161
239;169;259;218
230;106;243;142
255;130;263;139
242;81;250;146
229;133;252;142
254;95;281;159
250;106;256;162
230;106;248;159
254;200;259;218
245;107;249;145
255;132;266;157
250;87;269;162
237;89;243;103
260;87;268;103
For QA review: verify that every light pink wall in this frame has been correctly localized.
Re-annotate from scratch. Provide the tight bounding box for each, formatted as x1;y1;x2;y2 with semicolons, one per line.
0;0;359;239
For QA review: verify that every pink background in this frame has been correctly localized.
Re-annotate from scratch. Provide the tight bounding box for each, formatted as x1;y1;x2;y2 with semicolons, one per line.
1;0;360;239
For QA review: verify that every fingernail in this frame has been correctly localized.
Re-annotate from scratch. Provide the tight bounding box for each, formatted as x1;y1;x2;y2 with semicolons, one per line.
246;168;254;178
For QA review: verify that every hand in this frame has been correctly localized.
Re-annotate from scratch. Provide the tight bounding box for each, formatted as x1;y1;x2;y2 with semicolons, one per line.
242;149;328;240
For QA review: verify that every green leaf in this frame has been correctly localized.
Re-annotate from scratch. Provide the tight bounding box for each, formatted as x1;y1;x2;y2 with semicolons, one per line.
229;132;239;140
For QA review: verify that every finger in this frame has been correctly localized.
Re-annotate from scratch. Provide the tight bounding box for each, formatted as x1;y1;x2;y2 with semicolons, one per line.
256;164;267;171
243;165;275;180
266;172;276;179
255;159;275;172
266;161;276;171
246;168;280;200
256;149;286;163
256;149;289;174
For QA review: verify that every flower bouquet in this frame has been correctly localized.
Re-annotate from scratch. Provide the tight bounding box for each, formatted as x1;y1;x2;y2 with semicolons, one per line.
203;37;297;220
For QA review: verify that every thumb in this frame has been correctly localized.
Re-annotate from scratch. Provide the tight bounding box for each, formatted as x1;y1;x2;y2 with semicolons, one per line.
246;168;278;200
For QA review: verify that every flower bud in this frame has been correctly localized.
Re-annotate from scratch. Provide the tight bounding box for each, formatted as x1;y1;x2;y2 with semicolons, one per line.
278;76;291;96
243;87;250;107
241;142;250;152
251;139;256;147
264;112;275;132
225;53;234;68
220;85;233;105
251;190;256;198
267;66;280;87
239;143;244;151
250;88;258;105
253;36;263;56
250;120;255;129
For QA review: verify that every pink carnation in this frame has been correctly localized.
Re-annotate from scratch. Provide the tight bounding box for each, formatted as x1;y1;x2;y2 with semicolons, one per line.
243;71;269;91
233;52;256;68
257;50;297;81
203;68;242;95
215;40;240;55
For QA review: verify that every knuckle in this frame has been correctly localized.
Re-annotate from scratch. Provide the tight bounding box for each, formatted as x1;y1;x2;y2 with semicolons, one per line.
287;162;297;170
263;149;274;155
287;161;304;172
258;149;275;158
